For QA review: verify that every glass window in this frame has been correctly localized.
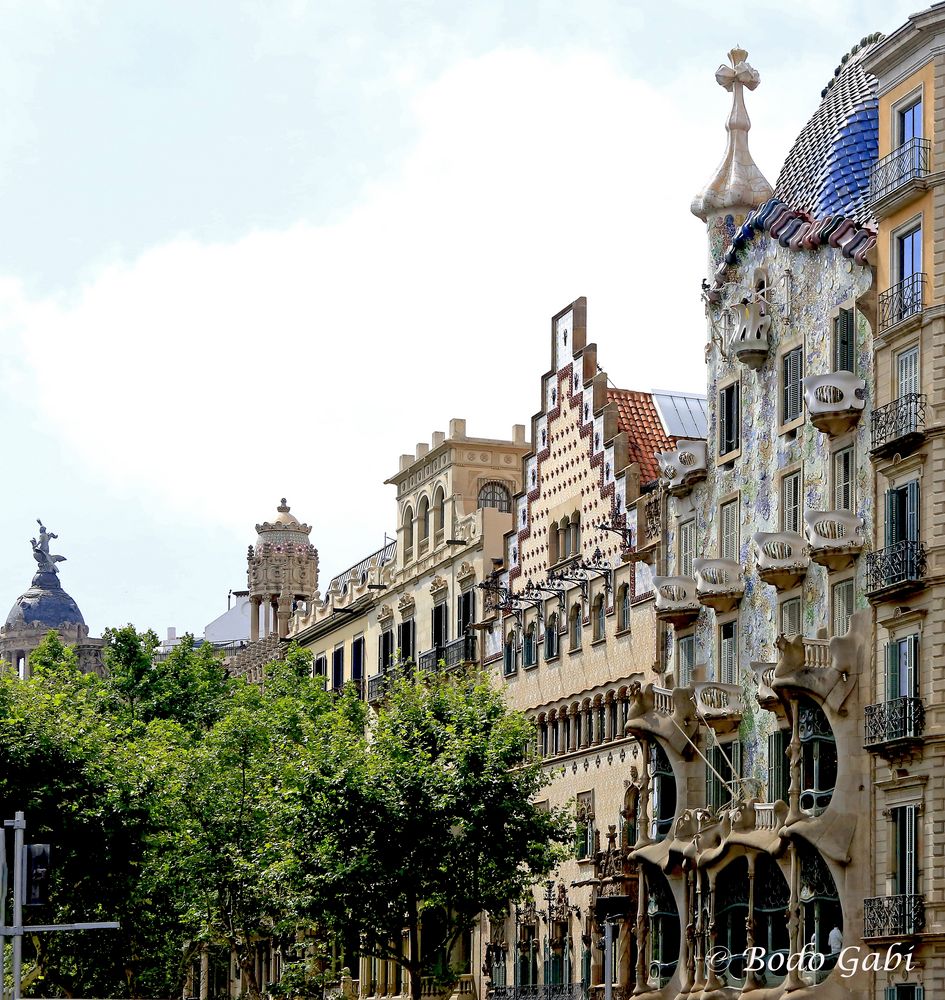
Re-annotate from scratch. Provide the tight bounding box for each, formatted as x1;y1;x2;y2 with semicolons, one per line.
719;620;737;684
898;226;922;282
569;605;582;651
397;618;415;664
781;597;802;638
352;636;365;682
767;729;790;804
899;98;922;145
504;633;518;676
892;804;919;897
831;579;854;637
719;383;740;456
618;584;631;631
706;740;742;811
782;346;804;424
677;634;695;686
545;613;559;659
457;589;476;634
885;480;920;546
781;471;802;534
885;634;919;700
720;499;739;562
523;624;537;668
832;447;854;512
678;519;695;577
478;482;511;513
649;743;676;840
833;308;856;373
314;654;327;677
378;629;393;672
593;596;605;641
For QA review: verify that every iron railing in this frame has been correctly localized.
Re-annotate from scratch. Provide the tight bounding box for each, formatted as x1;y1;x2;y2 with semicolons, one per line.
870;137;931;203
879;273;926;332
866;540;927;594
865;697;925;748
871;393;927;454
864;894;925;938
491;985;586;1000
444;633;477;670
418;647;441;672
367;673;389;703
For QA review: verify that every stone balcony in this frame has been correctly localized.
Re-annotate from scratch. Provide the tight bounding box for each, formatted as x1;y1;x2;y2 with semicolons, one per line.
753;531;809;590
693;558;744;612
652;575;700;627
692;681;743;736
655;439;707;496
729;296;771;370
803;510;864;571
753;661;779;710
803;372;866;436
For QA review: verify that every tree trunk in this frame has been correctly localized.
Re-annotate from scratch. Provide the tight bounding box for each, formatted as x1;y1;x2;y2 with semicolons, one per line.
409;910;422;1000
236;941;263;1000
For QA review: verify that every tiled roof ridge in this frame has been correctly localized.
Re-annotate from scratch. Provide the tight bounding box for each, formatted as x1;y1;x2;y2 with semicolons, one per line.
821;32;885;98
704;196;876;302
605;388;675;484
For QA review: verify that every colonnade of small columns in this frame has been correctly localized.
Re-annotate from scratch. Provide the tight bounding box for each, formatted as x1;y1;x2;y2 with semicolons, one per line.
249;594;292;641
536;687;630;757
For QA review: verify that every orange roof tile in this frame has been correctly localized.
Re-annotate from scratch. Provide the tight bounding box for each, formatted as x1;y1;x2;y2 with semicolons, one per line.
607;389;675;484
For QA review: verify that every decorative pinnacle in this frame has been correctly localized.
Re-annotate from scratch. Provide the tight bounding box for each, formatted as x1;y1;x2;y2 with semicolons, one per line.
691;47;773;223
278;498;289;512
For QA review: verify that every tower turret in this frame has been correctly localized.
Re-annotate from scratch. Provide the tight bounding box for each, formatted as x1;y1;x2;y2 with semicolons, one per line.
247;499;318;640
691;47;773;265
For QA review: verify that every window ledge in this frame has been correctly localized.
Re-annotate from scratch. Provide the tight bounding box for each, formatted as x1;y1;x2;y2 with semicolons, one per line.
615;626;632;638
591;637;606;647
569;646;583;656
545;654;560;665
523;661;539;671
718;447;741;466
779;414;805;437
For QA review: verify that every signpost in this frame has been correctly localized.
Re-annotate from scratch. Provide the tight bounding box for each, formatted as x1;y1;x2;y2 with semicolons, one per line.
0;812;120;1000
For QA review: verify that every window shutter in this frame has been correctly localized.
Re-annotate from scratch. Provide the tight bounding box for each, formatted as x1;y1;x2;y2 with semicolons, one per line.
885;642;899;701
781;598;801;638
898;347;919;397
904;804;917;897
884;988;897;1000
731;741;742;786
906;480;920;543
886;488;900;547
834;309;855;372
907;634;920;698
782;473;801;534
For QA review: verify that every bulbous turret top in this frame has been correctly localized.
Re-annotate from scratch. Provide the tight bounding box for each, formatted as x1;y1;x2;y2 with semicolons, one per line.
255;499;312;547
691;47;774;222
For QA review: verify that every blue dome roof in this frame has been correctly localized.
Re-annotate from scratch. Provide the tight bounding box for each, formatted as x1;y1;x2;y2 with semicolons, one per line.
5;570;86;630
775;35;882;225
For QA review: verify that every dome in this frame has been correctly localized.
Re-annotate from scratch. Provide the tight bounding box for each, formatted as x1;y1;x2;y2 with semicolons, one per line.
5;570;86;631
775;35;881;225
254;499;311;545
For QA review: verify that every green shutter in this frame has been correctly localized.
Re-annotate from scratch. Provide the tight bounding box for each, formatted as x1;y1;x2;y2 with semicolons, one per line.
906;480;920;543
886;642;899;701
886;488;900;548
908;634;920;698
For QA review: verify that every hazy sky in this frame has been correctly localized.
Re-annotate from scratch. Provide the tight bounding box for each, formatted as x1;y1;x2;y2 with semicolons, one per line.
0;0;918;638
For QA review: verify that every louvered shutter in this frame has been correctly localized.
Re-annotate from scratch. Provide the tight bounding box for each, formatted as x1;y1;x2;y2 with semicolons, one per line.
898;347;919;397
721;501;738;561
886;488;901;548
832;580;853;637
782;472;801;534
833;448;853;511
907;635;920;699
834;309;855;372
904;804;917;897
731;741;742;786
885;642;898;700
781;598;801;637
680;520;695;576
906;480;920;543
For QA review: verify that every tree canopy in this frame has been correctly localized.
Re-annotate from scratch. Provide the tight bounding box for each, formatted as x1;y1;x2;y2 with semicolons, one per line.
0;633;569;999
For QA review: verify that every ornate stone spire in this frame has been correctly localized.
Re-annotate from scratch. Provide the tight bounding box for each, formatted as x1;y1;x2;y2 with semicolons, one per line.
691;47;773;222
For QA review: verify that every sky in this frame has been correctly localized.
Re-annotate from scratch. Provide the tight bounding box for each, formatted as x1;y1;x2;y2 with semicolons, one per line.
0;0;920;639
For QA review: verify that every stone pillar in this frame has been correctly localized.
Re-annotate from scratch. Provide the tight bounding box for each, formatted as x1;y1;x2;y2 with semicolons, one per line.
743;855;758;992
703;868;723;991
250;597;260;641
692;868;705;991
636;744;652;847
785;841;804;991
632;867;648;996
679;864;694;994
199;947;209;1000
786;698;803;825
617;917;632;992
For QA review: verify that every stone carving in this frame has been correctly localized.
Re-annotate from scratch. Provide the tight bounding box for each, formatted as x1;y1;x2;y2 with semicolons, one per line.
31;520;66;576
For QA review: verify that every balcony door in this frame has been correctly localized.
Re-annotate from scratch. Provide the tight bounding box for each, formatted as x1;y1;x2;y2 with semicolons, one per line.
899;99;922;146
886;635;919;701
885;480;920;548
432;601;448;649
897;346;919;397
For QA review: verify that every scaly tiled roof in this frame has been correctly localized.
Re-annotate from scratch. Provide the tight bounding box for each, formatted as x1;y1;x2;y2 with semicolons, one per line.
607;389;677;485
329;541;396;595
775;34;882;226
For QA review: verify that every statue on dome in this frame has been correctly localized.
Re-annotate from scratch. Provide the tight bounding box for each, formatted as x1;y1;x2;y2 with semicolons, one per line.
31;519;66;576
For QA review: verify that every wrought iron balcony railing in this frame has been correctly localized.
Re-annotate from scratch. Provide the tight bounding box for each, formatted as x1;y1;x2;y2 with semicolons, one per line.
491;985;586;1000
367;673;389;703
417;647;441;672
863;893;925;938
870;393;927;455
865;697;925;749
879;273;926;332
870;137;931;204
444;633;477;670
866;540;927;596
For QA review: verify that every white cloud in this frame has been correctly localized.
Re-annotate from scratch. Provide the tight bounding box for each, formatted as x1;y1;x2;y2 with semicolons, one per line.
2;46;777;578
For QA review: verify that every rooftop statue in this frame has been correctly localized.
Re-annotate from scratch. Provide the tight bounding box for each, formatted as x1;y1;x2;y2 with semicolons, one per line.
31;519;66;577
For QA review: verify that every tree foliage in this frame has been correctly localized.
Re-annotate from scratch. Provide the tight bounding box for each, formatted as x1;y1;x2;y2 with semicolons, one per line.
0;634;567;1000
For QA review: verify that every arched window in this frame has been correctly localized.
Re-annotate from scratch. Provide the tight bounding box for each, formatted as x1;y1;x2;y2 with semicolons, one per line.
569;603;582;651
799;697;837;817
592;594;605;641
504;631;519;676
403;505;414;559
569;512;581;557
538;716;549;756
649;742;676;841
478;481;512;513
434;487;446;541
560;517;571;558
618;584;631;632
545;613;559;659
549;522;560;565
418;496;430;546
523;623;537;668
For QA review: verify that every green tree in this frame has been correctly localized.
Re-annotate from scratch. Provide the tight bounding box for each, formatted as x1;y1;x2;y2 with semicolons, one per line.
293;669;571;1000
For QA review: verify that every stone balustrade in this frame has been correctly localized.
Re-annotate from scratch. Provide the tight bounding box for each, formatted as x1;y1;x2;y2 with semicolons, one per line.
753;531;809;590
692;681;743;735
729;296;772;369
803;371;866;435
652;575;700;627
693;558;745;612
804;509;864;570
656;439;708;496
